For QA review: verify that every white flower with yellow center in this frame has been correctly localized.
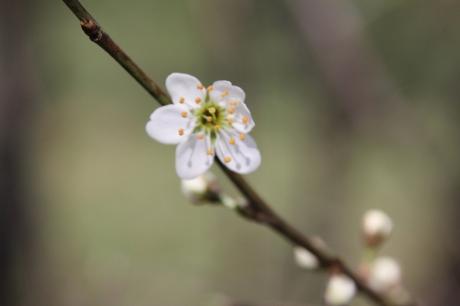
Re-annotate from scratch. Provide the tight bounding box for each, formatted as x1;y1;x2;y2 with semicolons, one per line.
146;73;261;179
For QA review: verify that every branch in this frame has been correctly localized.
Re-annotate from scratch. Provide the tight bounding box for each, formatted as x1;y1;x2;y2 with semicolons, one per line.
62;0;170;106
61;1;413;306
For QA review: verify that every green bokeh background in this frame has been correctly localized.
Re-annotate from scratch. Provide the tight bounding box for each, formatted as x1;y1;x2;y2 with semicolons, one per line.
15;0;460;305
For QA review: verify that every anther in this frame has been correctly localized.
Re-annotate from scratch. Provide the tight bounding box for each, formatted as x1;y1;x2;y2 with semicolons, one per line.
230;100;240;106
229;137;236;145
178;128;185;136
181;111;188;118
227;106;236;114
179;97;185;104
196;134;205;140
197;84;204;90
239;133;246;141
242;116;250;125
195;97;202;104
224;156;232;163
207;85;213;92
221;90;229;98
207;148;214;155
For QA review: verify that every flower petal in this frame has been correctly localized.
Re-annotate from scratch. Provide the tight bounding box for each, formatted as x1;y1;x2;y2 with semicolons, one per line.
228;101;255;133
176;133;215;179
210;80;246;105
146;104;195;144
216;129;261;174
209;80;254;133
166;73;206;108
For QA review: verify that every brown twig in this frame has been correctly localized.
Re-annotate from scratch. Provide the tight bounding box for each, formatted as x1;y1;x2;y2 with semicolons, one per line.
63;0;169;105
61;1;414;305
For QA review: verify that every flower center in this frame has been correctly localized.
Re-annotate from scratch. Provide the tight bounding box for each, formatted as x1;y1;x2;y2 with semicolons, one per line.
194;102;226;136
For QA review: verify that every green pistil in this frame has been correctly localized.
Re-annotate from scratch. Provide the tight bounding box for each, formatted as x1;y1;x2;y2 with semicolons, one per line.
193;101;226;140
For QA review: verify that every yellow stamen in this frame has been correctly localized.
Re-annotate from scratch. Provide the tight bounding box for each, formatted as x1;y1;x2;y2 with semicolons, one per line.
178;128;184;136
179;97;185;104
224;156;232;163
181;111;188;118
195;97;202;104
242;116;250;125
229;137;236;145
229;99;240;107
239;133;246;141
207;148;214;155
207;85;213;92
197;84;204;90
221;90;229;98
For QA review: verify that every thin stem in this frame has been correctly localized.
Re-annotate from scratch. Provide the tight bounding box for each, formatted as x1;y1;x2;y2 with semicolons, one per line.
62;0;170;105
61;1;414;306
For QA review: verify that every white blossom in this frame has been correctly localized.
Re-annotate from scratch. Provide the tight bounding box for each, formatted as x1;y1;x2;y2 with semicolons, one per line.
293;247;319;270
368;257;402;293
324;274;356;305
146;73;261;179
362;209;393;246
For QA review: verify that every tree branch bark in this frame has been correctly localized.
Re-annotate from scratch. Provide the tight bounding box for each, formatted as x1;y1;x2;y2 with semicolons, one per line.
61;1;415;306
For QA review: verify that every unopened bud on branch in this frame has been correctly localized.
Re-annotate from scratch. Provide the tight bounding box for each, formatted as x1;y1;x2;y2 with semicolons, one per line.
293;247;319;270
324;274;356;305
181;172;221;204
362;209;393;247
368;256;402;293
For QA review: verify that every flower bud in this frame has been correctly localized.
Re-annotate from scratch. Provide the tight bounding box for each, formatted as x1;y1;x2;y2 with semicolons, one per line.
368;257;402;293
362;209;393;247
324;274;356;305
293;247;319;270
181;172;221;204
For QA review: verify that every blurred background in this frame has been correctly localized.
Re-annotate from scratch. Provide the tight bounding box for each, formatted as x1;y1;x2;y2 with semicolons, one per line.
1;0;460;305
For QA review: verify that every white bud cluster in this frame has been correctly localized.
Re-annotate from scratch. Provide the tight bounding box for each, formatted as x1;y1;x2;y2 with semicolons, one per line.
360;210;406;300
287;209;405;304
